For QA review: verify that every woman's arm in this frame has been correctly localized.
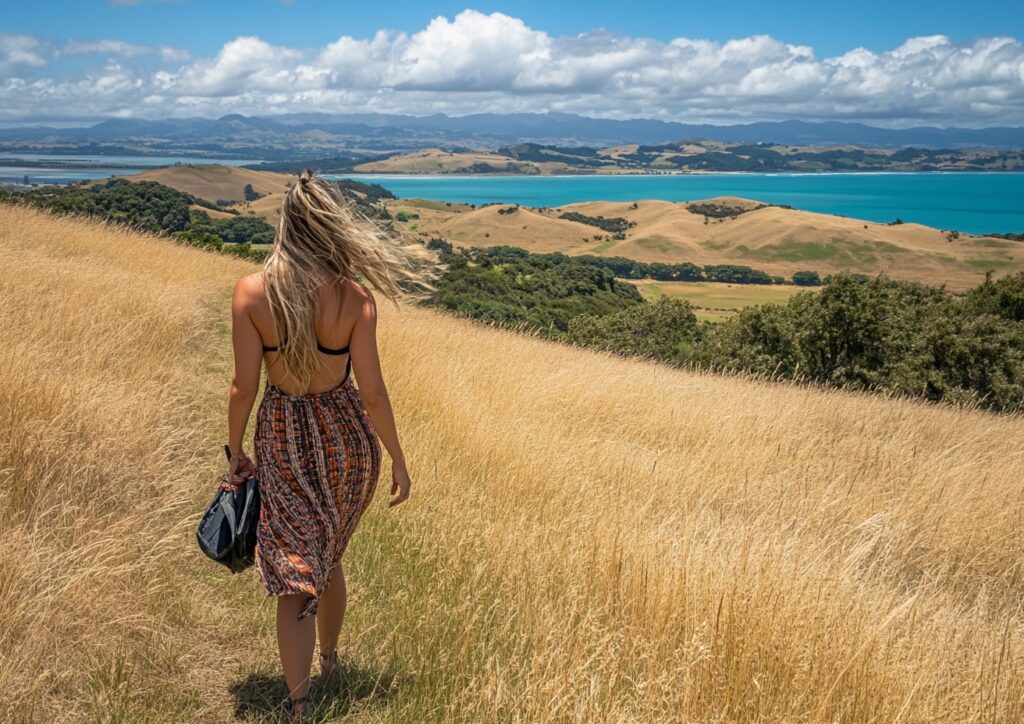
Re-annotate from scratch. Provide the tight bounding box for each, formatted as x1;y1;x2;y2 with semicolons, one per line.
227;276;262;470
349;286;411;506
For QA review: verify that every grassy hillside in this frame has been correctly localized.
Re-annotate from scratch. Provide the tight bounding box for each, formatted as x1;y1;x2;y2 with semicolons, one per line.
0;205;261;720
4;204;1023;720
394;196;1024;292
100;163;295;202
354;147;544;174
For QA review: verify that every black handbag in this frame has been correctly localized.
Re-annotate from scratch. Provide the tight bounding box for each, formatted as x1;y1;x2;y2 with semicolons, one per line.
196;444;261;573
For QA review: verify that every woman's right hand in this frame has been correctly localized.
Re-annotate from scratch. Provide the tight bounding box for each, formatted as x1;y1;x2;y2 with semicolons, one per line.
389;461;411;507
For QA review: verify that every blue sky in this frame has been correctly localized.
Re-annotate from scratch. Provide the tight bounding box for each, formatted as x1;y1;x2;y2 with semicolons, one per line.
2;1;1023;126
5;1;1022;58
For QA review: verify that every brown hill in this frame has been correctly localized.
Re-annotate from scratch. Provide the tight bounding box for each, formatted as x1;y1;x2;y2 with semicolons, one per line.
98;163;294;202
431;204;599;252
393;196;1024;291
355;148;546;174
245;192;286;226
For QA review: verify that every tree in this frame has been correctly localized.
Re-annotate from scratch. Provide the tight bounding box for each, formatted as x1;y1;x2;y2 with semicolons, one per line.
792;271;822;286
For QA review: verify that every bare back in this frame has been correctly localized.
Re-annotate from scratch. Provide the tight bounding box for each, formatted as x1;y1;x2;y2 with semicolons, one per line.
249;272;362;396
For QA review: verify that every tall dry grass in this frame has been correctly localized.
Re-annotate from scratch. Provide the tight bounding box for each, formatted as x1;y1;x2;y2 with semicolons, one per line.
1;202;1023;721
0;205;263;721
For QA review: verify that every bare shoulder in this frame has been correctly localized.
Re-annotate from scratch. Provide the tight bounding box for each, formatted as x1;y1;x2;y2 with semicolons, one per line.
232;272;265;305
344;278;377;318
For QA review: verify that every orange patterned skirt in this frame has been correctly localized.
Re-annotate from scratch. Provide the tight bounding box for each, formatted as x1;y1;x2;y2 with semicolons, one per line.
252;372;381;620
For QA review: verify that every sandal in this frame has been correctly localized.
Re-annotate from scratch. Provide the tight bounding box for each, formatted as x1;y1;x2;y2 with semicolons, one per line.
319;648;339;677
284;694;309;723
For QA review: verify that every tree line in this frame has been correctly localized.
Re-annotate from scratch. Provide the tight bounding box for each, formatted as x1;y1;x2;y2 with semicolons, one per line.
426;241;1024;413
568;271;1024;412
1;178;276;261
425;241;645;332
534;251;820;286
0;176;400;263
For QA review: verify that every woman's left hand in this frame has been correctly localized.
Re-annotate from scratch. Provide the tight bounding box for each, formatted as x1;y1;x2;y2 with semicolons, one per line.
228;450;256;485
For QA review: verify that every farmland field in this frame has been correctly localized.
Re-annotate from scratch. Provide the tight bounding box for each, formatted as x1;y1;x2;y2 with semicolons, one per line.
626;279;813;320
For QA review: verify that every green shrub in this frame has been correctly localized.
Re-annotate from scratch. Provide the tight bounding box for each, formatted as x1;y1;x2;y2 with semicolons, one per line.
792;270;822;286
558;211;635;233
565;296;702;362
424;244;644;334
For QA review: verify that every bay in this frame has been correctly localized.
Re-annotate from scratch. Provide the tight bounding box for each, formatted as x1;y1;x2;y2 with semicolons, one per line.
328;172;1024;235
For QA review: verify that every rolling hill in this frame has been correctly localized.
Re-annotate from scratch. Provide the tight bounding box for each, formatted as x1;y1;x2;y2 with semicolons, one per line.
2;203;1022;720
97;162;295;202
353;147;543;174
95;163;1024;292
391;195;1024;291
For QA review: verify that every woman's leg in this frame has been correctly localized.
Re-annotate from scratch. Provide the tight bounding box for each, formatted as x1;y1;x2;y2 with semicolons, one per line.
276;593;316;706
316;561;347;658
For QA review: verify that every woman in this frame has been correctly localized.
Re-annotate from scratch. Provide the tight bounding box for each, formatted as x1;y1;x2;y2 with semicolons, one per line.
224;170;439;722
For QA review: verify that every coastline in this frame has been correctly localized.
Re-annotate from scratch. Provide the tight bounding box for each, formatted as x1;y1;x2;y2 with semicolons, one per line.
326;171;1024;235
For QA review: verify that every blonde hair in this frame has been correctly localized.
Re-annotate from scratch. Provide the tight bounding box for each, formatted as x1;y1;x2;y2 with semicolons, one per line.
261;168;443;388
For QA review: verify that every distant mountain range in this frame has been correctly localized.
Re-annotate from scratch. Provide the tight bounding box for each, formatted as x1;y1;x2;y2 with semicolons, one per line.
1;113;1022;159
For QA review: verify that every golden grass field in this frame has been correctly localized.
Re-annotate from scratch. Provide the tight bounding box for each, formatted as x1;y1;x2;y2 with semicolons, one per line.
4;202;1023;721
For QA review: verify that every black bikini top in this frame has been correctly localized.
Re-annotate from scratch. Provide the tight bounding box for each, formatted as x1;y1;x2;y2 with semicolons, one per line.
262;337;350;355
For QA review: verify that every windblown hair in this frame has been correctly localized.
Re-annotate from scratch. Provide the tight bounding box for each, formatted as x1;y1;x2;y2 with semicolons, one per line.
261;168;443;389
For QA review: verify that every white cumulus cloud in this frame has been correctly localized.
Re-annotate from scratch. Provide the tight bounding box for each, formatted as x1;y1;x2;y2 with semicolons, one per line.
3;10;1024;126
0;32;50;73
158;36;304;95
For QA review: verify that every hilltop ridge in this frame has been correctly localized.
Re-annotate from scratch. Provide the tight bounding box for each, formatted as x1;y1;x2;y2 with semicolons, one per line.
97;163;294;201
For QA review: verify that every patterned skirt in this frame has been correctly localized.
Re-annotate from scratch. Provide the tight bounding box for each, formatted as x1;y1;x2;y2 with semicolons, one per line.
252;372;381;620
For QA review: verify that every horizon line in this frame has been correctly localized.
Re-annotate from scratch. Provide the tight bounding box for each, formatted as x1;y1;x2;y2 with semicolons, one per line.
2;112;1024;132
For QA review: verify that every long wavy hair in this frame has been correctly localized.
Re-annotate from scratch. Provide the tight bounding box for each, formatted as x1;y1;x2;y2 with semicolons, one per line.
261;168;443;388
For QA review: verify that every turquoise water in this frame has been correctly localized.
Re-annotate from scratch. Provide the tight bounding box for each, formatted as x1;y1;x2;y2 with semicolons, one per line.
0;165;147;184
328;173;1024;235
